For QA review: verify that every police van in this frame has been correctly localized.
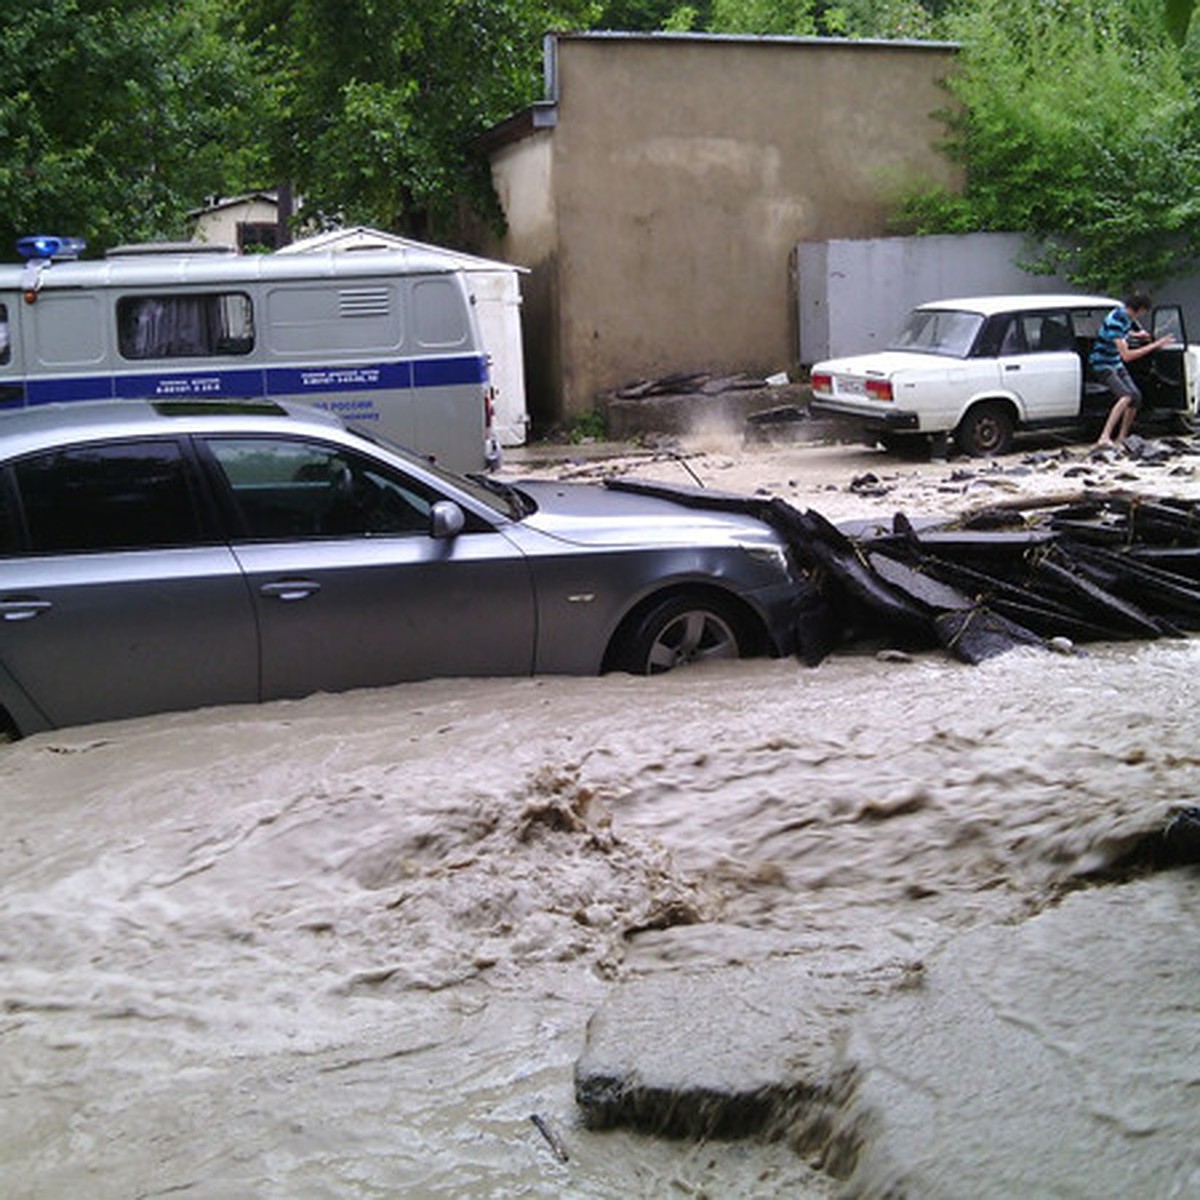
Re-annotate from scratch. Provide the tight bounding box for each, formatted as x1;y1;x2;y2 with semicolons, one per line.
0;236;499;473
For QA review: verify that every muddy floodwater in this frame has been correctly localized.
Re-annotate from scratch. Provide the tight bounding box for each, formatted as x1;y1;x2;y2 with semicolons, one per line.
3;437;1200;1196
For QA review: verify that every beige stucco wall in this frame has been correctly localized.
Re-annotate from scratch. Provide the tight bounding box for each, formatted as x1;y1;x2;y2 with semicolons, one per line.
489;132;560;422
488;34;960;426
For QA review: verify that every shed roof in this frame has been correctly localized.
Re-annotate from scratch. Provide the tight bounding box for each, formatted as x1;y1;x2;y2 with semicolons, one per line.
277;226;526;274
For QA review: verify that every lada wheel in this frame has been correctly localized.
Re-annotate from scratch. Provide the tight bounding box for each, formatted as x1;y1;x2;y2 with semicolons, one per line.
956;401;1014;457
616;593;746;674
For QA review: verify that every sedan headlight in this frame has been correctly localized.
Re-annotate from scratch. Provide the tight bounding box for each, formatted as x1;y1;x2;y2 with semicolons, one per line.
739;542;794;578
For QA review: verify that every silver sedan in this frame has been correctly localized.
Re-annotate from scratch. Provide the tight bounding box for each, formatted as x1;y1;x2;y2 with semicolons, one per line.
0;400;802;734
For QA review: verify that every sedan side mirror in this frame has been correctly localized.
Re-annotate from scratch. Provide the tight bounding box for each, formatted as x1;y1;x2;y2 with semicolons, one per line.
430;500;465;539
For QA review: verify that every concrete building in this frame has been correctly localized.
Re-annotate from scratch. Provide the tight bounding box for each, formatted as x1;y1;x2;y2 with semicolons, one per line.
187;191;287;253
482;32;961;429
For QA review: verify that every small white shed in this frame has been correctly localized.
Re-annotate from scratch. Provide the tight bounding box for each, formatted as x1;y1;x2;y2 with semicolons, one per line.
278;227;530;446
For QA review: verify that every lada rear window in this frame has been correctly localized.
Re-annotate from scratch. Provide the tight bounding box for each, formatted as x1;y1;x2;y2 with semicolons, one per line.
118;292;254;360
888;308;983;358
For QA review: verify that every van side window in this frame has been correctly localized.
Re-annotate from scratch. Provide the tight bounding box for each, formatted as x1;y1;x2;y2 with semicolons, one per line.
117;293;254;359
0;303;9;365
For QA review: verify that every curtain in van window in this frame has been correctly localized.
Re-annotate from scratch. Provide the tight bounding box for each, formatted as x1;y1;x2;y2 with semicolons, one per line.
118;294;253;359
0;303;8;364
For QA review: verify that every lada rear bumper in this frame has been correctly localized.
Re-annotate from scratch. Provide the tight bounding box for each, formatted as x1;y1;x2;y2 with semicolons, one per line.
809;396;920;431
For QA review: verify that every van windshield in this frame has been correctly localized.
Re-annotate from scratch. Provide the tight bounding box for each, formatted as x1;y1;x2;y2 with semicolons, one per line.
888;308;983;358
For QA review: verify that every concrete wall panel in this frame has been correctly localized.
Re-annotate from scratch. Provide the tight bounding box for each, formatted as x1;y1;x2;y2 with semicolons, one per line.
488;34;959;427
797;232;1200;364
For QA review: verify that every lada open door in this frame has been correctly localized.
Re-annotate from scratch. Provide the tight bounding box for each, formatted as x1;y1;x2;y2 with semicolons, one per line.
1080;304;1196;425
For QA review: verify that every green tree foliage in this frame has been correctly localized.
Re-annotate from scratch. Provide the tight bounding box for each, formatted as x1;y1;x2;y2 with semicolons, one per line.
238;0;593;242
0;0;265;255
1;0;1197;271
707;0;818;36
890;0;1200;290
1164;0;1197;44
591;0;713;31
704;0;939;38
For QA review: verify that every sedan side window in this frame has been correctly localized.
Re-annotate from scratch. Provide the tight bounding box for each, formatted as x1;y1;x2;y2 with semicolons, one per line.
1152;306;1185;344
0;477;20;554
1027;312;1075;352
205;438;436;539
997;318;1026;355
13;440;201;553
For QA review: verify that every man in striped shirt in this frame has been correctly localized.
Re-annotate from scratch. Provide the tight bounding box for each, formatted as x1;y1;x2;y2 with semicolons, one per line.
1089;292;1175;447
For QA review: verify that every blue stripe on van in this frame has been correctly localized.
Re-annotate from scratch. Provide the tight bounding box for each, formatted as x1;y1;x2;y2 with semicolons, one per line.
26;375;114;404
114;368;267;401
414;355;489;387
1;354;489;410
265;361;413;395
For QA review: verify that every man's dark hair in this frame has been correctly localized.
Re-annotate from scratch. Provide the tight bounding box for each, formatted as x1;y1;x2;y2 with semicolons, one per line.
1126;290;1153;312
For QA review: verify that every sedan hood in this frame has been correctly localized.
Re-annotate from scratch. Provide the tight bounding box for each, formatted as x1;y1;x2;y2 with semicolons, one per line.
512;479;783;549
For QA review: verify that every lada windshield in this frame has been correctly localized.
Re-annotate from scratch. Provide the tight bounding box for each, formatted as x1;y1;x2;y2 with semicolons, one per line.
888;308;984;358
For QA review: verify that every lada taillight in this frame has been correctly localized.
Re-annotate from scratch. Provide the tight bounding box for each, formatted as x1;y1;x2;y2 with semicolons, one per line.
811;372;833;393
866;378;894;402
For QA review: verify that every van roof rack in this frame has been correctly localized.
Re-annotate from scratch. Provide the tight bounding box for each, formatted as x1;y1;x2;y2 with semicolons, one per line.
106;242;237;258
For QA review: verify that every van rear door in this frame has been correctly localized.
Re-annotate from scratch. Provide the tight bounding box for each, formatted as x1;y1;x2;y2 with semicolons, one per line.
0;296;19;409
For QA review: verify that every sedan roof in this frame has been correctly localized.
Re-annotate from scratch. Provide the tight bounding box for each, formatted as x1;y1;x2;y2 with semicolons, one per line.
0;399;346;457
918;294;1119;315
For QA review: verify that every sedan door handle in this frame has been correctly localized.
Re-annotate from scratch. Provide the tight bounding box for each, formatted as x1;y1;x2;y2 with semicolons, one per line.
0;597;53;621
1004;364;1021;372
260;579;322;602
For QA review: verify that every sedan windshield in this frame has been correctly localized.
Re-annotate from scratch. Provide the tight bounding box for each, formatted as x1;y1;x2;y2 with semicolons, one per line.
888;308;984;359
350;426;529;519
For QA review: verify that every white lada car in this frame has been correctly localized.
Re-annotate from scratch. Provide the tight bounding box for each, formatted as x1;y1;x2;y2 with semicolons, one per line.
809;294;1200;456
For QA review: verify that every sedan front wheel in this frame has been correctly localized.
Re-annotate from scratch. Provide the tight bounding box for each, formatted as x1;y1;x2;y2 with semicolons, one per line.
614;593;747;675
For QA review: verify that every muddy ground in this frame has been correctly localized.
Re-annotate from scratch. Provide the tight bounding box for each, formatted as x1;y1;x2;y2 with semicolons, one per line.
2;427;1199;1198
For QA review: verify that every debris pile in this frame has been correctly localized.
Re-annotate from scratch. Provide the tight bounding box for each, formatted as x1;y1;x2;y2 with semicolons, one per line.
606;478;1200;665
612;371;775;399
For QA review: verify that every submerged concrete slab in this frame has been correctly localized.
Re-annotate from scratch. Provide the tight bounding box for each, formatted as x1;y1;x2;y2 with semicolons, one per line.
574;952;873;1151
575;873;1200;1196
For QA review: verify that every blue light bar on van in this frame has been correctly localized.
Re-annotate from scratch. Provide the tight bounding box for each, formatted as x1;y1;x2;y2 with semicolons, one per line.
17;235;87;262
